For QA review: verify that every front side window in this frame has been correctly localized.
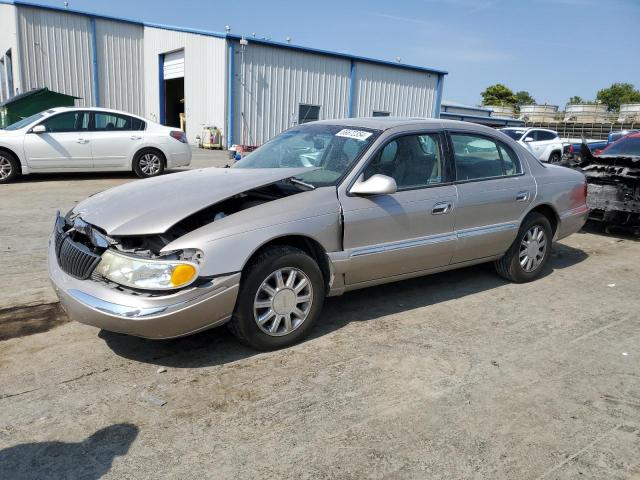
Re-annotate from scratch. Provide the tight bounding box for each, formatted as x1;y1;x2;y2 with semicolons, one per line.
363;133;445;189
40;111;89;133
233;124;378;187
501;129;525;141
451;133;521;181
298;104;320;124
93;113;144;131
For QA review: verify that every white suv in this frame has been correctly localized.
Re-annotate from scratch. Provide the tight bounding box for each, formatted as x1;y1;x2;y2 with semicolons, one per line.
0;107;191;183
500;127;563;163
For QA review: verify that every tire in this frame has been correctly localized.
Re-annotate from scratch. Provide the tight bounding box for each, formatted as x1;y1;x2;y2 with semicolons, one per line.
228;245;325;350
133;149;165;178
0;151;20;184
494;212;553;283
549;151;561;163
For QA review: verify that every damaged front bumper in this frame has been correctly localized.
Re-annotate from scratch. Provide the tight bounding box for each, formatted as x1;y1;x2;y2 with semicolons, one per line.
48;233;240;339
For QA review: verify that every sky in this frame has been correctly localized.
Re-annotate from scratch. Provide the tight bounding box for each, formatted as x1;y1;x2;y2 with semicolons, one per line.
27;0;640;108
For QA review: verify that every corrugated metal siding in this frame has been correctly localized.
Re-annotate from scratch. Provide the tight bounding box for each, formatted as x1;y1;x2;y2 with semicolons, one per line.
0;3;20;100
233;42;351;145
354;62;438;118
16;6;94;105
95;19;144;115
143;27;226;142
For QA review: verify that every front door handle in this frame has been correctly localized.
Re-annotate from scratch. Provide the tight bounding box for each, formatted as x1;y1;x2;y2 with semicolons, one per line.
432;201;453;215
76;138;89;144
516;191;530;202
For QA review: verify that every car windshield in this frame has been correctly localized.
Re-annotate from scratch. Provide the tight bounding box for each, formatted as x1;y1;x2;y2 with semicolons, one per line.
501;129;525;141
233;124;379;187
601;137;640;156
3;112;46;131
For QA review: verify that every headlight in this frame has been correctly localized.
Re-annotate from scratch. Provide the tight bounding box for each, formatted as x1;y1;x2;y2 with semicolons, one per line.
95;250;199;290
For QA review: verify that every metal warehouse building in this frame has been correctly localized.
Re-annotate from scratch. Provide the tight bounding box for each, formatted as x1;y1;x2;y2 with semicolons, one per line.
0;0;446;146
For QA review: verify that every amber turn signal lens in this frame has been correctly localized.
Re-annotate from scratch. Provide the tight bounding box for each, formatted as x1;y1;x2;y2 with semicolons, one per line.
170;264;197;287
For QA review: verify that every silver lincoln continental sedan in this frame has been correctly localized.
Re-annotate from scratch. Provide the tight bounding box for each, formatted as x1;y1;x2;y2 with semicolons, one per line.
49;118;588;350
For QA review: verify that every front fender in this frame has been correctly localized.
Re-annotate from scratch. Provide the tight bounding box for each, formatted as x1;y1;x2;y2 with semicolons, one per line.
161;187;343;276
182;213;342;276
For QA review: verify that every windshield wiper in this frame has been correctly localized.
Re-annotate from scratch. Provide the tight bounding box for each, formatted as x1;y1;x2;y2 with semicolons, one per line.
288;177;315;190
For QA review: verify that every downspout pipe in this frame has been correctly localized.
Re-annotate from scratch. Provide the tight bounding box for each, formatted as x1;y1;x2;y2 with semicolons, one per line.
89;17;100;107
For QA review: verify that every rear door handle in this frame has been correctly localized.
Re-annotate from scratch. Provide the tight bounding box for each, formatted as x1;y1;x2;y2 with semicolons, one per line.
516;191;530;202
130;135;142;140
432;201;453;215
76;138;89;144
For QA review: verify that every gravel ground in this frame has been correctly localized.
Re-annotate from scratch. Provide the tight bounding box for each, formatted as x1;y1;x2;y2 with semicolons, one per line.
1;153;639;478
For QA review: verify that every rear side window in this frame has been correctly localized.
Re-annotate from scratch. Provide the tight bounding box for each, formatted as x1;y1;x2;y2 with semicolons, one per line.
40;111;89;133
93;113;145;131
451;134;522;181
537;131;557;141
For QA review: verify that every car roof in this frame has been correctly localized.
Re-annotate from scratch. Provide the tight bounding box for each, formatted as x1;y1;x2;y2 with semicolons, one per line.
311;116;500;135
47;106;147;120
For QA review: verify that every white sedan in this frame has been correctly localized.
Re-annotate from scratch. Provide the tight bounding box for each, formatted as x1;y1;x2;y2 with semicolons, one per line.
0;107;191;183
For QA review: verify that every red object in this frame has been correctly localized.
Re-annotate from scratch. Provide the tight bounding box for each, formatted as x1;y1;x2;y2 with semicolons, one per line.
568;145;574;154
170;130;187;143
599;132;640;155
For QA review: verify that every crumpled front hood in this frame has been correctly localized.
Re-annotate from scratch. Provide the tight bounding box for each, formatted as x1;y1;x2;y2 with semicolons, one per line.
75;167;315;236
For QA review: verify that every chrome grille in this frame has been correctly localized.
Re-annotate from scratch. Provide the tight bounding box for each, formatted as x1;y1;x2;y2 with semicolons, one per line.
57;236;102;280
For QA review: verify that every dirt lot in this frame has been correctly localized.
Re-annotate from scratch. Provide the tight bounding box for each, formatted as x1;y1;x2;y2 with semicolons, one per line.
1;154;639;478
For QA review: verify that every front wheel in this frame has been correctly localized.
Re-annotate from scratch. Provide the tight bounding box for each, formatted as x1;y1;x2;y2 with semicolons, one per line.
494;212;553;283
228;246;325;350
0;151;20;184
133;149;165;178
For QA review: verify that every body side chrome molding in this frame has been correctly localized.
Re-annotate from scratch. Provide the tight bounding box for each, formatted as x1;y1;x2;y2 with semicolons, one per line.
348;222;518;258
456;222;518;239
350;232;457;257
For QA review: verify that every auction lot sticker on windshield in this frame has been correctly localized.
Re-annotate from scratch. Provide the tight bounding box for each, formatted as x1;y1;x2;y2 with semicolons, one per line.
335;129;373;141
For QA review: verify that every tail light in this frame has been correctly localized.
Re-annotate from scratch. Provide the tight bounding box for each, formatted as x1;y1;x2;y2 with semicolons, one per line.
583;180;588;200
170;130;187;143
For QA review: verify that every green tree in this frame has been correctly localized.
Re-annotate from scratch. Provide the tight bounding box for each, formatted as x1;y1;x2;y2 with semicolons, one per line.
596;83;640;112
480;84;517;108
567;96;584;105
514;91;536;106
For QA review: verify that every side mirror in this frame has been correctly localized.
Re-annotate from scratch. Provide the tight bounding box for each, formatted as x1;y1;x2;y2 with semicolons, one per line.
523;136;534;142
31;124;47;134
350;174;397;196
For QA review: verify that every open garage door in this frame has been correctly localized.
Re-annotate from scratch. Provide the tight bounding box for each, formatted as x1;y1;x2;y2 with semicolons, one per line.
162;50;185;130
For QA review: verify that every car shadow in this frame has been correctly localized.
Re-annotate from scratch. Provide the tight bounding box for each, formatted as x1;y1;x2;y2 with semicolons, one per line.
0;423;138;480
12;169;189;183
101;243;588;368
580;221;640;242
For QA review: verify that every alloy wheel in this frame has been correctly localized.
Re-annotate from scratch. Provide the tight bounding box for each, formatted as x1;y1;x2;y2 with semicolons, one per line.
253;267;313;337
519;225;547;272
0;156;12;180
139;153;161;175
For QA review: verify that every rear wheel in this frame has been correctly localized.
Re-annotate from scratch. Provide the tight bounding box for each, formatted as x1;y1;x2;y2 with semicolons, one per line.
0;151;19;184
495;212;552;283
133;149;165;178
549;151;561;163
228;245;325;350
